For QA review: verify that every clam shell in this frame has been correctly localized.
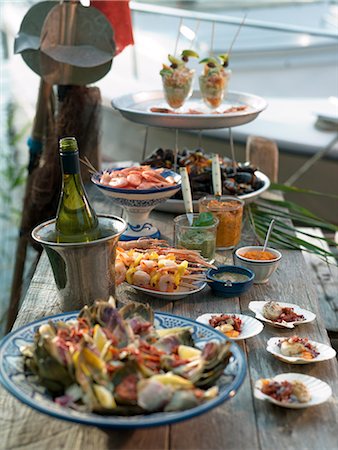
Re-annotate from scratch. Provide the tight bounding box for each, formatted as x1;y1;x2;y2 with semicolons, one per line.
248;301;316;329
266;337;336;364
254;373;332;408
196;313;264;340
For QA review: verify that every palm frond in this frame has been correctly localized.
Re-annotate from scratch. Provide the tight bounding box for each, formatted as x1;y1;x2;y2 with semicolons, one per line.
247;186;338;264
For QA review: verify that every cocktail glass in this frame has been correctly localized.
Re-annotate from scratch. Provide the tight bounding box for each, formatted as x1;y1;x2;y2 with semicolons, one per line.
199;68;231;110
161;69;195;110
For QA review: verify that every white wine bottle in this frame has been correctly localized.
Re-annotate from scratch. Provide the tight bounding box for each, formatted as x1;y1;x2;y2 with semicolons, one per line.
56;137;99;243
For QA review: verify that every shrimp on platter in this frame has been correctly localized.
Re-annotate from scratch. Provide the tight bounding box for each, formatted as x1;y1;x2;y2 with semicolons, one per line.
115;239;213;293
98;166;177;190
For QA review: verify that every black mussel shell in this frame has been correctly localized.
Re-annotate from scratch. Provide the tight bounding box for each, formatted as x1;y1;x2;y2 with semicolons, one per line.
252;179;264;190
223;179;239;194
237;162;257;173
234;172;253;184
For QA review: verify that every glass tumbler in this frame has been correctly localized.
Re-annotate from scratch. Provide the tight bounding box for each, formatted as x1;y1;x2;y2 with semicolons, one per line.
174;213;219;262
198;196;244;249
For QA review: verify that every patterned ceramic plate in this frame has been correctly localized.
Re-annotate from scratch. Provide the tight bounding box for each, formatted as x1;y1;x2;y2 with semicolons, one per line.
130;282;207;301
0;311;246;428
196;313;264;340
254;373;332;408
248;301;316;329
266;337;336;364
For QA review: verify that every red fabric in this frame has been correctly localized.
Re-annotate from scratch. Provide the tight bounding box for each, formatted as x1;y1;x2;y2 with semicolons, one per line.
91;0;134;55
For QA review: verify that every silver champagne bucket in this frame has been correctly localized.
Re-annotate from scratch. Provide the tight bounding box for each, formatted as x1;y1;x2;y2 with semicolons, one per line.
32;214;126;310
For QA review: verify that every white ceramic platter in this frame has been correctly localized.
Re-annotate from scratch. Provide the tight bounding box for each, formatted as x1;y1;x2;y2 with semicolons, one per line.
196;313;264;341
266;337;336;364
112;90;268;130
248;301;316;329
128;282;207;301
254;373;332;408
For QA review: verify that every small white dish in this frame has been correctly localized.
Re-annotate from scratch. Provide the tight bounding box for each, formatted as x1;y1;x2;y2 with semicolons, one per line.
249;301;316;329
254;373;332;408
129;282;207;301
196;313;264;340
266;337;336;364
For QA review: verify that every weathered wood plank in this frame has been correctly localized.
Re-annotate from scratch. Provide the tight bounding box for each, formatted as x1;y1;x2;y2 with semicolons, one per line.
296;227;338;332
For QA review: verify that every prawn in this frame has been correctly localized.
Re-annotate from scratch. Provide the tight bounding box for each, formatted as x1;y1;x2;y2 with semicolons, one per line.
115;260;127;285
108;177;129;188
157;274;176;292
132;270;151;288
117;239;169;251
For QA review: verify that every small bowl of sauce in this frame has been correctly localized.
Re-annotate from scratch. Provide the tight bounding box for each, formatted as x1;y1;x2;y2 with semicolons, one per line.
240;249;277;261
234;246;282;284
207;265;255;298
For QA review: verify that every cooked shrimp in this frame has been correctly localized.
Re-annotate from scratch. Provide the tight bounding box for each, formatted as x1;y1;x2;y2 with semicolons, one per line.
132;270;151;288
157;274;176;292
140;259;157;271
100;172;112;185
115;261;127;285
118;239;169;250
127;173;142;187
98;166;176;190
108;177;129;188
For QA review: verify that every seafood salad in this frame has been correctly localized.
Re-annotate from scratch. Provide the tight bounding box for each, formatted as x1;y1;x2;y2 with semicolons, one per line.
208;314;242;338
258;378;311;404
99;166;177;190
262;301;305;323
116;239;212;292
21;301;232;414
160;50;199;109
278;336;319;360
199;54;231;109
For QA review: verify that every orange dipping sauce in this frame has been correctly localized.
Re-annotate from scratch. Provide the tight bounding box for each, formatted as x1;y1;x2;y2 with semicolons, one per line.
240;250;277;261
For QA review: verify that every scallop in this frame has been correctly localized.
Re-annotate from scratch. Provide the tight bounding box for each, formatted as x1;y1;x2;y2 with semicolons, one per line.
262;301;283;320
292;380;311;403
280;340;305;357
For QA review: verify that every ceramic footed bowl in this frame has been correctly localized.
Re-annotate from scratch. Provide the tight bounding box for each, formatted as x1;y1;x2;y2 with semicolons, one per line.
91;169;181;240
91;168;182;207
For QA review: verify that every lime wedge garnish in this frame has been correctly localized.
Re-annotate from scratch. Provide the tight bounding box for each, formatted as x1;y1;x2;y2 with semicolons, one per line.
181;49;199;58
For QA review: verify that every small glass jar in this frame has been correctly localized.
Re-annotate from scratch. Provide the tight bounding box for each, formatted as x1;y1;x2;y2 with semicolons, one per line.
174;213;219;262
198;196;244;249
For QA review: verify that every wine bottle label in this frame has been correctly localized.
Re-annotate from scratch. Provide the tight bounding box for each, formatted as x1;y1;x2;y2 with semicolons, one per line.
60;152;80;174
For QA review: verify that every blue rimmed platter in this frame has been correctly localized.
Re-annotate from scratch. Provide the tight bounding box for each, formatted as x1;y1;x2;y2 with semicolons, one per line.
0;311;246;428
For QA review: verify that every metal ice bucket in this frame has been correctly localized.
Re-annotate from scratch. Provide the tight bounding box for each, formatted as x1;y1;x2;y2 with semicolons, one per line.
32;214;127;311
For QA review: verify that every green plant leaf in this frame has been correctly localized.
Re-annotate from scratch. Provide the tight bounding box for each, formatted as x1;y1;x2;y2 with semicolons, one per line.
270;183;338;200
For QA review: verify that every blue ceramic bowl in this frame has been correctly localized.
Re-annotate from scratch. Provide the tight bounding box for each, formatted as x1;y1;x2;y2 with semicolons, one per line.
206;265;255;298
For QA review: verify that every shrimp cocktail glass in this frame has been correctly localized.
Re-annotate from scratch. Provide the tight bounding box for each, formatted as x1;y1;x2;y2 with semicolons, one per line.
199;54;231;110
199;196;244;250
160;50;199;110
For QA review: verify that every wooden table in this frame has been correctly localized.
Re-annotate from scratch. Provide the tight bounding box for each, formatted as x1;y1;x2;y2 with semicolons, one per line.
1;193;338;450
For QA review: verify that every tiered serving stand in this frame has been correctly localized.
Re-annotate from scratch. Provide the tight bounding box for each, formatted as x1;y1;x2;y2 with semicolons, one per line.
94;89;269;240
